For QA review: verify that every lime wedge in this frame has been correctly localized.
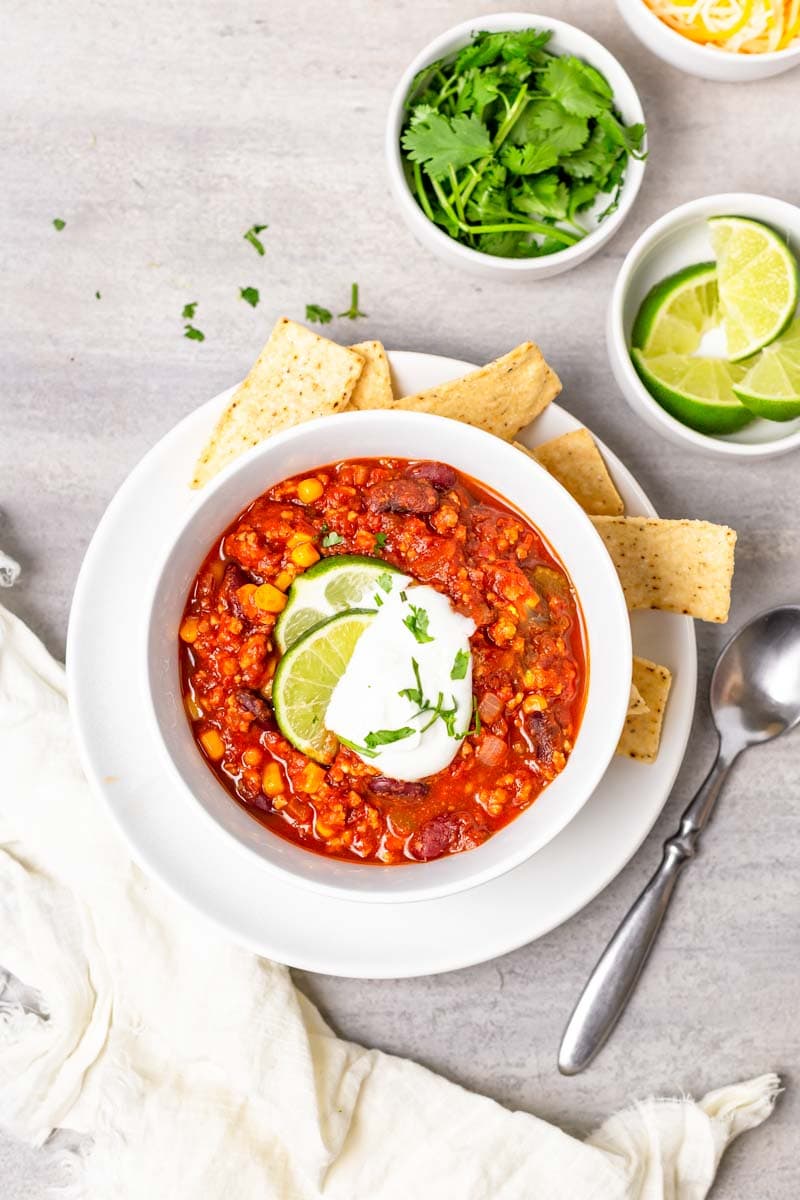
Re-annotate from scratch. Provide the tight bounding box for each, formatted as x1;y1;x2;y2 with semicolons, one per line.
275;554;406;653
272;609;375;762
709;216;799;361
631;349;754;435
732;317;800;421
632;262;718;356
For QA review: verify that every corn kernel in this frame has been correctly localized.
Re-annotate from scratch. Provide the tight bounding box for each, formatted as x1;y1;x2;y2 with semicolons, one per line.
315;821;334;838
200;728;225;760
291;542;321;569
179;616;199;643
185;694;204;721
236;583;258;616
297;477;324;503
274;569;294;592
211;560;225;583
522;693;547;714
287;530;313;548
253;583;288;613
262;762;284;796
243;747;263;768
272;796;288;811
299;761;325;793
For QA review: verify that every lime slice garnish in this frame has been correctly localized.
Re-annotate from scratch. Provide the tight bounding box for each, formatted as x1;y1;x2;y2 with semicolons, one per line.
709;216;799;362
733;317;800;421
632;261;719;356
632;349;754;435
272;609;375;762
274;554;406;653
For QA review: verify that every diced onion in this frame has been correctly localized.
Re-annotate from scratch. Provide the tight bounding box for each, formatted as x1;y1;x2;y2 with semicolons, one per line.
643;0;800;52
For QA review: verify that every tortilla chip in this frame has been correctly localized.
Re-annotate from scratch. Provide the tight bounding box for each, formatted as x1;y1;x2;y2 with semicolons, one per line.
520;429;624;516
348;340;394;409
617;657;673;763
394;342;561;440
591;516;736;623
628;682;649;717
191;318;364;488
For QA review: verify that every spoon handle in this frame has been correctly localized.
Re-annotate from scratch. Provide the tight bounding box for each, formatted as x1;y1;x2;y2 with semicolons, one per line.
558;748;734;1075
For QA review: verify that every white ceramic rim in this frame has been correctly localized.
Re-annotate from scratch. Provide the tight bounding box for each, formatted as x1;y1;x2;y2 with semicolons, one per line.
385;11;647;274
617;0;800;64
140;409;632;904
608;191;800;460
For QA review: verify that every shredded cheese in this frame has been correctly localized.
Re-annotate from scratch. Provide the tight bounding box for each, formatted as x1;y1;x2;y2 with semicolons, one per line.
644;0;800;51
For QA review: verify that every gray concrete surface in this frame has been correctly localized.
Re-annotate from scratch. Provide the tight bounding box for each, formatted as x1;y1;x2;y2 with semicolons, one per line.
1;1;799;1194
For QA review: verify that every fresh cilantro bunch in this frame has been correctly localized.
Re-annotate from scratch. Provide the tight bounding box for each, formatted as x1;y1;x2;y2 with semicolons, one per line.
399;29;646;259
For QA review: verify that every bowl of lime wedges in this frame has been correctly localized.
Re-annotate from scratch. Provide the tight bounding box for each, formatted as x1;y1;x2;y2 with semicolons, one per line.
608;193;800;459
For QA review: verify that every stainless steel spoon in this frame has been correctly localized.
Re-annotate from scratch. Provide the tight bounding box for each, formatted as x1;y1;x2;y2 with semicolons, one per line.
559;604;800;1076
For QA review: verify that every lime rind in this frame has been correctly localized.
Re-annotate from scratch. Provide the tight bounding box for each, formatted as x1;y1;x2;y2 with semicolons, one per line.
275;555;404;653
631;261;718;356
709;216;799;362
272;609;375;761
631;349;754;435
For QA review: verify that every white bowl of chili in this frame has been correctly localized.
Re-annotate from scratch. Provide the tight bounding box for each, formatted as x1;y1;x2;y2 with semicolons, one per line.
385;13;647;279
143;410;631;904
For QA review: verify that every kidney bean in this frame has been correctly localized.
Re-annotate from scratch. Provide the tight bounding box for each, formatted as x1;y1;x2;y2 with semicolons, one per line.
410;462;457;490
408;812;463;860
363;478;438;515
368;776;429;799
235;689;270;722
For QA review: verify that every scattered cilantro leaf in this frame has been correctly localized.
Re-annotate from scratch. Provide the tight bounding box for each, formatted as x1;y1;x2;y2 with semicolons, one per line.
338;282;367;320
374;591;383;607
306;304;333;324
184;324;205;342
182;301;198;320
338;735;379;759
376;572;393;593
95;291;101;299
403;604;434;644
243;223;268;255
321;530;344;548
52;218;65;230
373;532;388;550
240;286;260;308
450;649;470;680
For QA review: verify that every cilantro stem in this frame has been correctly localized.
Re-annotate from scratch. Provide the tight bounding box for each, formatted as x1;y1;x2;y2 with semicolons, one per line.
448;164;467;225
412;160;436;223
427;175;580;246
460;84;530;209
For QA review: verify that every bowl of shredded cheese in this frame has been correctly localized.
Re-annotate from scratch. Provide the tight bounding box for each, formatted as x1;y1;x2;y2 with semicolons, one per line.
617;0;800;79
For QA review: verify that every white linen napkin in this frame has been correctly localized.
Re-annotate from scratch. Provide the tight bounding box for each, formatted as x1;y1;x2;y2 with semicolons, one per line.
0;599;779;1199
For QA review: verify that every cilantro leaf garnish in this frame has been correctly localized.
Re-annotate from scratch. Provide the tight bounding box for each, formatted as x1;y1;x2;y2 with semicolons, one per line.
184;324;205;342
450;649;470;680
374;532;388;550
321;530;344;548
243;223;268;255
95;291;101;299
398;658;424;706
338;282;367;320
53;218;66;230
376;572;393;593
306;304;333;324
240;286;260;308
364;726;416;749
338;735;379;760
182;301;198;320
403;604;434;644
398;27;645;260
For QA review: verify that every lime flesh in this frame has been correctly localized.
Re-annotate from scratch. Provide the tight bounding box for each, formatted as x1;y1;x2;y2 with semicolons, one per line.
631;349;754;435
632;261;718;356
732;317;800;420
709;216;799;361
274;555;403;653
272;609;375;762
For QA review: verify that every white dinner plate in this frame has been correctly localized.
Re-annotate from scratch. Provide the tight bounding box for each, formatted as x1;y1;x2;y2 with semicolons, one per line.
67;351;696;978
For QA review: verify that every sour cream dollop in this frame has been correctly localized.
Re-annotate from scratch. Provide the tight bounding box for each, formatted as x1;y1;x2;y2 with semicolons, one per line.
325;584;476;782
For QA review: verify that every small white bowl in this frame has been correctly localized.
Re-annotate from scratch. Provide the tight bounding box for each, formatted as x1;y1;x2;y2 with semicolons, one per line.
607;192;800;460
142;411;631;904
616;0;800;81
385;12;647;280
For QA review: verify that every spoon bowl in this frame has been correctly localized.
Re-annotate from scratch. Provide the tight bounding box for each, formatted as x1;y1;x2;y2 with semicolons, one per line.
712;605;800;750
